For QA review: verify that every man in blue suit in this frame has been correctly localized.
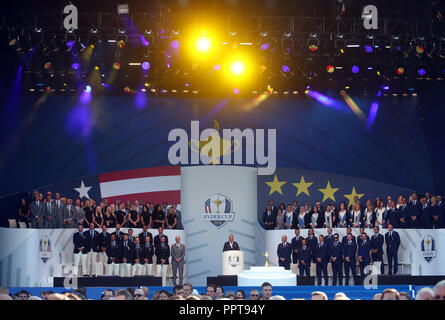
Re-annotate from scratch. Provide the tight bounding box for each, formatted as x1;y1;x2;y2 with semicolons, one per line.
358;233;371;276
291;228;304;264
397;197;409;228
386;200;399;228
343;233;357;285
329;233;343;286
408;193;422;228
277;235;292;270
324;227;335;245
385;224;401;275
420;197;433;229
371;226;385;274
435;195;445;228
342;227;356;245
306;228;318;263
315;235;329;285
298;238;311;276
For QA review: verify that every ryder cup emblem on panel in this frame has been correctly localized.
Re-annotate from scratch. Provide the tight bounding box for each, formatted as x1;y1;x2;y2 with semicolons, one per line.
420;235;437;263
203;194;235;227
228;254;240;268
39;235;52;263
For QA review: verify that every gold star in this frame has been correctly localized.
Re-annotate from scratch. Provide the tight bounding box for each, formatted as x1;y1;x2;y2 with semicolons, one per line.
292;176;313;197
344;186;365;208
265;174;286;196
318;181;339;203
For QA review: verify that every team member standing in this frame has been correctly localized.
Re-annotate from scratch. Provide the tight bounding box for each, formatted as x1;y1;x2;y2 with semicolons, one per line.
142;235;154;276
155;236;170;286
106;234;122;276
121;233;134;277
98;225;111;275
298;239;311;276
371;226;385;274
277;235;292;270
84;223;99;276
343;233;357;285
329;234;343;286
171;236;186;286
73;225;87;276
358;233;371;276
385;224;401;275
315;235;329;285
291;229;304;265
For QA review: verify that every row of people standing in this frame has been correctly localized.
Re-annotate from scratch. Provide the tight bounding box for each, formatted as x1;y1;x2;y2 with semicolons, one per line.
264;194;445;230
72;224;185;286
27;191;183;229
277;225;401;285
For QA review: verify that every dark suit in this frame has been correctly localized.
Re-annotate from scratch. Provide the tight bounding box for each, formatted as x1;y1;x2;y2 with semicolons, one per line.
314;242;329;285
121;240;134;264
73;231;87;254
262;210;277;230
111;230;124;243
277;242;292;270
30;200;44;229
358;239;371;276
420;204;433;229
324;234;335;246
132;244;144;265
385;230;400;275
408;200;422;228
342;234;356;246
223;241;240;252
342;240;357;285
98;232;111;250
142;242;154;264
386;207;399;228
155;243;170;265
329;241;343;285
291;235;304;264
138;231;153;245
437;201;445;228
84;229;100;253
106;240;122;264
154;234;169;248
397;205;409;228
298;246;311;276
306;235;318;263
371;233;384;274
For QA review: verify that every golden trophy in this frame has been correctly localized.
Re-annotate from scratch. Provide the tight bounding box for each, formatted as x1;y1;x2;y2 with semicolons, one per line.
264;251;270;267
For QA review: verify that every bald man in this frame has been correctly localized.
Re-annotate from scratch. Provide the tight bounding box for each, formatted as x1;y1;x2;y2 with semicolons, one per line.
223;234;240;252
277;235;292;270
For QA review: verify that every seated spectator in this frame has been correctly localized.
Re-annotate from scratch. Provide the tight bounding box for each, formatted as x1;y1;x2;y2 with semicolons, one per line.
311;291;328;300
269;295;286;300
114;289;133;300
158;290;170;300
434;279;445;300
399;292;412;300
101;289;114;300
215;286;225;299
249;289;260;300
415;287;434;300
235;289;246;299
381;288;400;300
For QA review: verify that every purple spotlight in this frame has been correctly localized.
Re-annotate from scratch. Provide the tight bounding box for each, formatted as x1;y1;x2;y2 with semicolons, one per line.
213;64;220;71
260;43;270;50
383;85;390;90
366;102;380;131
418;68;426;76
141;61;150;70
351;65;360;74
364;45;373;53
282;65;290;73
171;40;180;49
71;62;79;70
140;34;149;46
233;88;239;94
66;41;75;48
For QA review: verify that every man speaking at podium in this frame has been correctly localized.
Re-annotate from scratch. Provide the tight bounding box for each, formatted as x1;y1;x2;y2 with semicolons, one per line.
223;234;240;252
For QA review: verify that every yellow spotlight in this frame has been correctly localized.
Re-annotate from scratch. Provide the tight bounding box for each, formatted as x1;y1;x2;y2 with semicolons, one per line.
230;61;245;76
196;36;211;53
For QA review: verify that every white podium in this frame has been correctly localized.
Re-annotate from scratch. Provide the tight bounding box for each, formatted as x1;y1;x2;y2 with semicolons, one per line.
222;250;244;275
238;266;296;286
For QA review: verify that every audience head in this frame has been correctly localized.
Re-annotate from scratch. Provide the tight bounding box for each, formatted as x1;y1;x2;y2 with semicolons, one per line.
183;283;193;298
215;286;225;298
415;287;434;300
311;291;328;300
101;289;114;300
249;289;260;300
133;289;146;300
434;280;445;300
115;289;133;300
173;285;184;297
381;288;400;300
261;282;272;300
206;284;217;299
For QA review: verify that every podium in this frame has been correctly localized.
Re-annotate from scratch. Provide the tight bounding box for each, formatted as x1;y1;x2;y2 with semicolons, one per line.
222;250;244;275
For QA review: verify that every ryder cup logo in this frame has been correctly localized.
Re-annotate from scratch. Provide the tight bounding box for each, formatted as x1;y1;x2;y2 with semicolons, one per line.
203;194;235;227
39;235;52;263
420;235;437;263
228;254;240;268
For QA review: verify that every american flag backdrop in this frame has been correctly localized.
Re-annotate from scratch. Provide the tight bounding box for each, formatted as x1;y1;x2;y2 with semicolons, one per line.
34;166;181;205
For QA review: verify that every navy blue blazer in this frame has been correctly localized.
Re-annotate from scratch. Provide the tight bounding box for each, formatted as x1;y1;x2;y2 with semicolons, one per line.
342;240;357;261
386;208;399;228
277;242;292;264
314;242;330;261
358;240;371;263
297;246;311;264
84;229;100;252
106;241;122;263
385;231;400;253
371;233;384;252
73;231;87;254
329;241;343;260
420;205;433;229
